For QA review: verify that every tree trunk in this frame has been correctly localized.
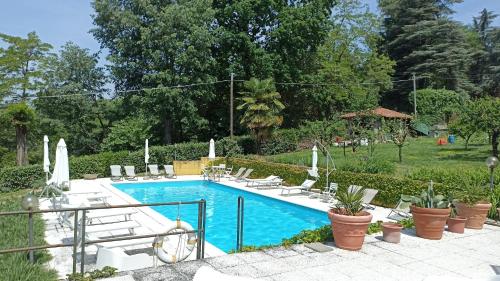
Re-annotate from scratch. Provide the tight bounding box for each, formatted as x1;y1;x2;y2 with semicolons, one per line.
492;129;499;158
16;125;28;166
465;135;471;150
163;118;172;144
398;145;402;163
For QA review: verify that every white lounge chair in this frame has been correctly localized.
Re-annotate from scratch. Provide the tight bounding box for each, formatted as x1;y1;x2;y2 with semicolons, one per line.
247;176;283;189
236;168;253;182
148;164;161;179
110;165;123;181
163;165;176;178
319;182;338;203
96;247;153;271
124;166;138;181
280;179;316;195
229;168;246;181
224;166;233;178
388;195;413;220
348;185;378;209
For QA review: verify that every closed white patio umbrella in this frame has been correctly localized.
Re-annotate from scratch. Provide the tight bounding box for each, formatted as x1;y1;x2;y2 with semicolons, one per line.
47;139;69;188
208;139;215;160
43;135;50;181
145;139;149;177
312;145;318;172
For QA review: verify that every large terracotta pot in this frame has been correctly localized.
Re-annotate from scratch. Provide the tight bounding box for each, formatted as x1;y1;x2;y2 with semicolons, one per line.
382;222;403;243
446;216;467;234
328;209;372;251
411;206;450;240
455;202;491;229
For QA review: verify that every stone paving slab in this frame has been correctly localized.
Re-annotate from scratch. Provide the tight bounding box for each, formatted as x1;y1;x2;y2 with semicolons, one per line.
128;224;500;281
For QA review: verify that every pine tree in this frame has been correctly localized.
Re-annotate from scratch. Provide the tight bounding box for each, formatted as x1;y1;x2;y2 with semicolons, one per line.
379;0;474;109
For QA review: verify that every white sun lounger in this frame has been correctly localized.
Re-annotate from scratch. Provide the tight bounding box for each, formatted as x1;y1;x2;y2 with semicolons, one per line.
229;168;246;181
124;166;138;181
388;195;413;220
86;208;137;224
110;165;123;181
164;165;176;178
84;220;140;235
96;247;153;272
348;185;378;209
148;164;161;179
236;169;253;182
280;179;316;195
224;166;233;177
247;176;283;189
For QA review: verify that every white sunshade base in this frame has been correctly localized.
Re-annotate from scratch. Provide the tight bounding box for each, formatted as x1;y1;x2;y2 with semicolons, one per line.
47;138;69;187
208;138;215;160
43;135;50;173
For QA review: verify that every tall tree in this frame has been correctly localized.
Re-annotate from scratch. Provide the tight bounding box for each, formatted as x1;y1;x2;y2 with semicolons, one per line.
35;42;109;155
0;32;52;101
474;97;500;157
379;0;474;109
470;9;500;97
2;102;35;165
307;0;395;118
92;0;217;144
237;78;285;153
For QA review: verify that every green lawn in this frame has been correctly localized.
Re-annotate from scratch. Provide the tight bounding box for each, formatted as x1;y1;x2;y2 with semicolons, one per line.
264;136;495;177
0;190;57;281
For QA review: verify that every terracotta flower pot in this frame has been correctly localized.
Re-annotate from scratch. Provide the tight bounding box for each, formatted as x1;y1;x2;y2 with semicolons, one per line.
411;206;450;240
455;202;492;229
382;222;403;243
328;209;372;251
446;216;467;234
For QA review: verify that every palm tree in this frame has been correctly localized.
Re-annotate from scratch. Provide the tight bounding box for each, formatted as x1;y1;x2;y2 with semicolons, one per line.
237;78;285;153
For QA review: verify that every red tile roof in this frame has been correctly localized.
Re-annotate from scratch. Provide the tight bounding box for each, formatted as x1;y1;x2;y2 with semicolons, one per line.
341;107;412;119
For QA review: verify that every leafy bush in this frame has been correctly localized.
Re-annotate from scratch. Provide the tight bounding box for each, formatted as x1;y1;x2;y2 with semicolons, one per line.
224;158;451;207
409;167;499;187
452;182;490;205
340;157;395;174
281;225;332;247
0;165;44;192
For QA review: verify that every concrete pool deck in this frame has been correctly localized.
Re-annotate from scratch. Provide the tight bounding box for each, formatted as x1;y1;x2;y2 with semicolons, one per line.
39;176;500;280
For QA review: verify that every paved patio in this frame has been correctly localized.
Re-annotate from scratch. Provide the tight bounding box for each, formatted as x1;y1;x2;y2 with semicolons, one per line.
115;225;500;281
40;176;500;280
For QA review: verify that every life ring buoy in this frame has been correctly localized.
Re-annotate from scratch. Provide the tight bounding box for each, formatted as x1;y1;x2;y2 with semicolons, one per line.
153;219;197;263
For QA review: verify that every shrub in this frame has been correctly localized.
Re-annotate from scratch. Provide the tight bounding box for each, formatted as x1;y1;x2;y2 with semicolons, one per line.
340;157;395;174
224;158;452;207
409;167;499;187
0;165;44;192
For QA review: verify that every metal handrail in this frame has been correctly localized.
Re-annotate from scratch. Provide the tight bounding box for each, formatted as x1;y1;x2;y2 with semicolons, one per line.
236;196;244;252
0;199;207;275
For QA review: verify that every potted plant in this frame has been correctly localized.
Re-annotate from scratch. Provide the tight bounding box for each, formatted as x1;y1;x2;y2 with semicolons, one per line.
454;183;491;229
328;187;373;251
410;182;450;240
382;222;403;243
446;201;467;234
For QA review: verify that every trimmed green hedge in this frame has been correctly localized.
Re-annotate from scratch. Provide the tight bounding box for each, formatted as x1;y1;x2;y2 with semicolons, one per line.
224;158;452;207
0;165;44;192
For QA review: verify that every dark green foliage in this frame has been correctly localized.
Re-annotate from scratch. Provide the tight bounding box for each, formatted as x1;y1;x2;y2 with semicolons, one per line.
409;89;466;125
67;266;117;281
0;190;57;281
453;182;490;206
0;165;44;192
409;167;499;187
225;158;451;207
281;225;333;247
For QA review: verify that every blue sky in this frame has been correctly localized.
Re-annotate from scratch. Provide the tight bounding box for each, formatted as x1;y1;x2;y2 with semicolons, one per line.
0;0;499;61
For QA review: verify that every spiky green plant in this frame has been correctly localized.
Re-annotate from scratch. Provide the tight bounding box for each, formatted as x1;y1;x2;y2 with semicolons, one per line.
411;181;449;209
333;187;365;216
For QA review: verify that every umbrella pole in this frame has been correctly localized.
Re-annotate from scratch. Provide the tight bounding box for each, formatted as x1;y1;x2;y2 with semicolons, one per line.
145;164;148;179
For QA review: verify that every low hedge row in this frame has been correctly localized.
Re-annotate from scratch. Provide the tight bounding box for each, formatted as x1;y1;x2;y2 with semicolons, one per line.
0;165;44;192
1;139;242;191
224;158;452;207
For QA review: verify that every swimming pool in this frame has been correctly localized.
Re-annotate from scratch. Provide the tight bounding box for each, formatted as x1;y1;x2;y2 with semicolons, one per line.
112;180;329;252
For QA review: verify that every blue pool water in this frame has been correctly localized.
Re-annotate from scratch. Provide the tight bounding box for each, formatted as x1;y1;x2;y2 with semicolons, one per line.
112;180;329;252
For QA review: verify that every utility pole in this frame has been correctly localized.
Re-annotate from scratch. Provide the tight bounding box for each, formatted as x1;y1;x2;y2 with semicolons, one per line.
230;73;234;138
412;73;417;118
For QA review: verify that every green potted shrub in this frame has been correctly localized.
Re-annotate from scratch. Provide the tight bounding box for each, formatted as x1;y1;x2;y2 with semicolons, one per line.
454;183;491;229
410;182;450;240
328;187;373;251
